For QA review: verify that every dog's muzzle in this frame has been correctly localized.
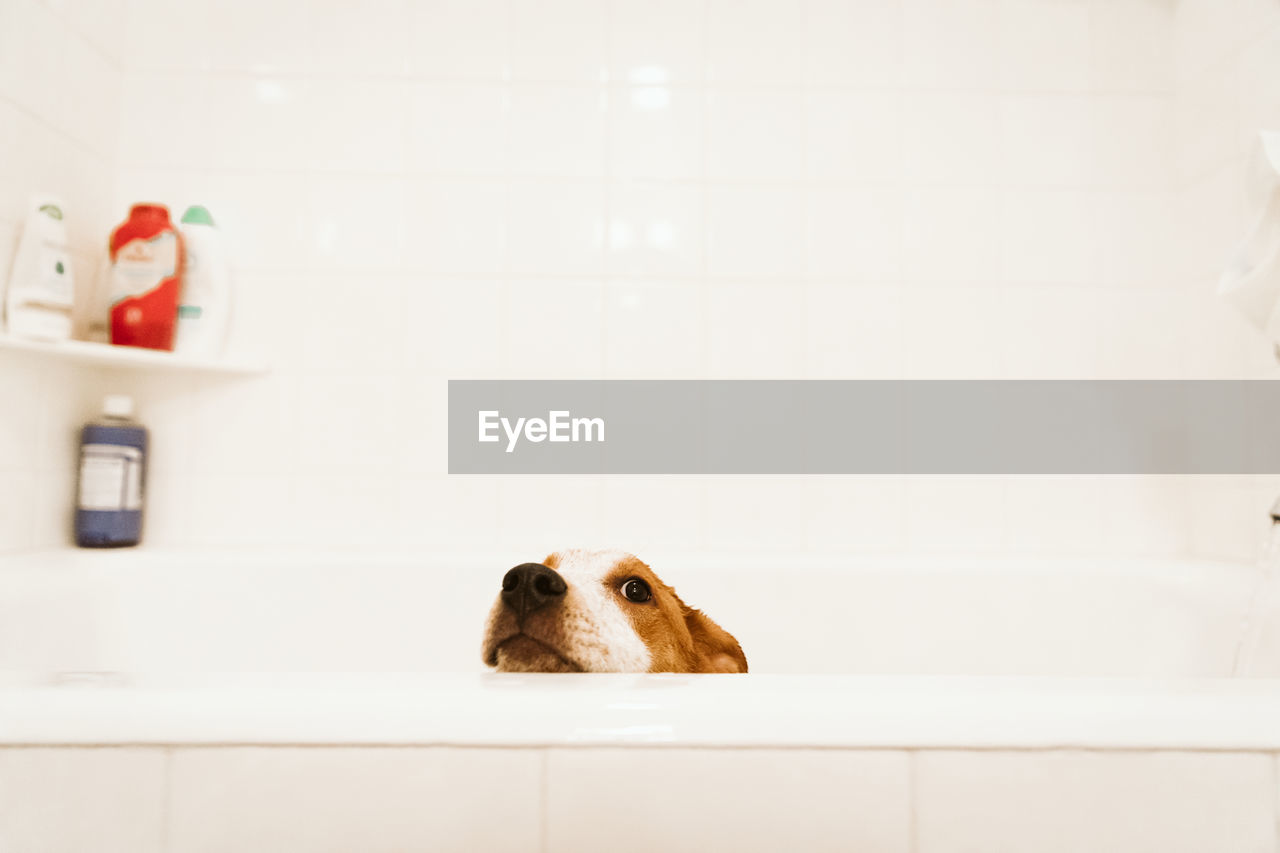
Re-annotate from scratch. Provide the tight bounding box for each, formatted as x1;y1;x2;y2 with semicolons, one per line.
501;563;567;619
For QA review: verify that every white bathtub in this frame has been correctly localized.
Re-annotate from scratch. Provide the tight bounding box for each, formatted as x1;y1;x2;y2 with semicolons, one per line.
2;549;1280;852
2;547;1277;677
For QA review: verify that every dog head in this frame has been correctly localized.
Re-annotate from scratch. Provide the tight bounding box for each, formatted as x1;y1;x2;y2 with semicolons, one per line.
481;549;747;674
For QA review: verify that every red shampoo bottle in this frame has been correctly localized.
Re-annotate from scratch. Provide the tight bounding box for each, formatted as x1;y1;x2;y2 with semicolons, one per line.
109;203;185;351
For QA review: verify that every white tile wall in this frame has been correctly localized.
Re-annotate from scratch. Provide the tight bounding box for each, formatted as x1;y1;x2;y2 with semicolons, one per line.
2;0;1279;559
0;0;121;554
1172;0;1280;559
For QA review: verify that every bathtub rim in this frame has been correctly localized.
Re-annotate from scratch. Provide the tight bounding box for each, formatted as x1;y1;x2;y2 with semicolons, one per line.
3;673;1279;751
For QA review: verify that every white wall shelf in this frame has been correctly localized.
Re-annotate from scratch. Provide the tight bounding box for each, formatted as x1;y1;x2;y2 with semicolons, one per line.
0;334;267;376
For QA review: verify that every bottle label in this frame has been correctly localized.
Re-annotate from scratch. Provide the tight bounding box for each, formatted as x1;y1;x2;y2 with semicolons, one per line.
78;444;143;511
110;231;178;304
35;241;74;307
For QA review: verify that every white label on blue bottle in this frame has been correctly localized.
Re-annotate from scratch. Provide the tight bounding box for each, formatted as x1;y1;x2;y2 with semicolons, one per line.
79;444;143;511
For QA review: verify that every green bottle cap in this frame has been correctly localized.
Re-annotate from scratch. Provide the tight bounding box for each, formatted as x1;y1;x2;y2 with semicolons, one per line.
180;205;216;227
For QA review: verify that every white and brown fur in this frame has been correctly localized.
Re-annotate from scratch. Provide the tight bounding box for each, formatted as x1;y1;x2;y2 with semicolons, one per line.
482;549;747;674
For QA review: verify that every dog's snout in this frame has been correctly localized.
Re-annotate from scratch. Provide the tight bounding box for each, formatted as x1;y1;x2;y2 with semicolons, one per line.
501;563;567;618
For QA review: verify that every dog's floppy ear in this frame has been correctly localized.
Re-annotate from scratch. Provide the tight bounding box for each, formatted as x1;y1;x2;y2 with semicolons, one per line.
684;607;747;673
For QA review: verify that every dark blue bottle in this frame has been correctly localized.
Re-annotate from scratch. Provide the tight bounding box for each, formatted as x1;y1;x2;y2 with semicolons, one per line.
75;395;147;548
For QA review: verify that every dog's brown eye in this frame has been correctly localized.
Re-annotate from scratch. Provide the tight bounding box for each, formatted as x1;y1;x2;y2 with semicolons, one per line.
620;577;652;603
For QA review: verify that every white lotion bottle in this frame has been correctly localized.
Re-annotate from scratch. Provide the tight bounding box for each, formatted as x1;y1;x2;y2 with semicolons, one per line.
3;194;74;341
174;205;231;357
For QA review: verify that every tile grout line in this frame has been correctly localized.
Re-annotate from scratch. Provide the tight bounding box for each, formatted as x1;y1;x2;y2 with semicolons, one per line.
160;746;174;853
539;748;550;853
908;750;920;853
1273;752;1279;853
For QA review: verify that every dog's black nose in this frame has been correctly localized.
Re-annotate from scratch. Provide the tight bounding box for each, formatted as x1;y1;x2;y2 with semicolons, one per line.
501;563;567;618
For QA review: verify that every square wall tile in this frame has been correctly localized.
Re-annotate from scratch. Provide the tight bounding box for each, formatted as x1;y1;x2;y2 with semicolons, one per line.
122;0;211;70
903;0;1000;90
1094;289;1187;379
706;0;806;84
404;278;506;378
189;372;299;475
807;187;902;280
293;373;403;473
0;748;165;853
706;186;806;278
998;0;1090;92
916;750;1276;853
306;80;408;174
0;469;38;552
548;749;911;853
204;0;316;73
805;284;905;378
403;178;508;274
508;0;607;82
507;179;606;274
706;90;805;181
611;0;706;84
117;73;213;170
497;477;608;551
1000;95;1092;188
997;285;1104;379
307;0;410;76
305;176;406;272
900;286;1006;378
609;85;704;179
287;473;402;547
805;477;907;550
999;190;1096;284
1174;63;1240;184
408;0;509;80
706;282;805;377
606;182;704;277
1097;476;1189;554
198;173;314;272
901;93;1000;185
804;0;902;87
1092;191;1178;287
904;478;1007;550
503;279;605;377
599;477;706;547
408;84;510;176
1090;95;1175;190
704;478;812;550
185;473;297;547
1001;476;1106;552
1090;0;1175;93
604;280;705;377
287;273;405;371
399;476;501;544
806;92;902;183
0;363;46;470
1238;26;1280;153
396;377;449;475
169;747;541;853
901;189;1003;284
509;85;608;177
